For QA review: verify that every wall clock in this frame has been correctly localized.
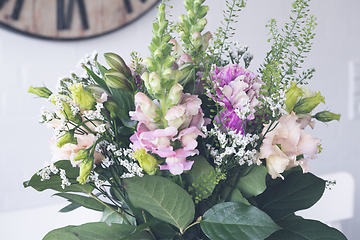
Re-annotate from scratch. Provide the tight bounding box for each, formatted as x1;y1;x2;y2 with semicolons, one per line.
0;0;160;40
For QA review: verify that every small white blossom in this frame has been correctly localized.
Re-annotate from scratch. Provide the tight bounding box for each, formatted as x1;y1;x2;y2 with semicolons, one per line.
95;124;107;133
71;105;80;117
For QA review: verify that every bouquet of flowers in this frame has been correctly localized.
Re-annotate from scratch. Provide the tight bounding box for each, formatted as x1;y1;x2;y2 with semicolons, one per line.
24;0;346;239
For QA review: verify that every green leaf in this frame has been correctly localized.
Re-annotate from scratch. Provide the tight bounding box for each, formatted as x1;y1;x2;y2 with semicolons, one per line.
23;160;93;193
200;202;281;240
59;202;81;213
43;222;152;240
221;186;250;205
266;215;347;240
255;171;326;221
54;193;105;212
95;61;108;78
185;155;217;202
236;164;268;198
100;207;136;226
83;65;110;93
108;87;136;128
150;220;178;239
123;175;195;233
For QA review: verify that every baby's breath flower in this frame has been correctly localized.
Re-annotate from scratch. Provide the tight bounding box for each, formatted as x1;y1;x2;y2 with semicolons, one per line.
95;124;107;133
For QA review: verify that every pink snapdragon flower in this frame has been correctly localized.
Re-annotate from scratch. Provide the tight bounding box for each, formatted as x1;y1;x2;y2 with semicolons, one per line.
258;112;320;179
130;91;209;175
211;64;264;134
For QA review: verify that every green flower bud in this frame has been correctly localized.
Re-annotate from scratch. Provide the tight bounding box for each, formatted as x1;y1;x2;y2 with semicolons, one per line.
162;68;173;82
167;83;183;106
144;57;156;72
293;91;325;114
154;49;163;59
73;149;90;162
192;31;202;49
57;130;77;148
313;111;341;122
194;18;207;32
157;3;165;22
62;101;82;123
149;72;162;94
163;55;175;69
183;0;193;11
198;5;210;18
187;10;196;25
28;86;52;98
133;148;158;175
69;83;96;110
172;69;183;83
78;157;94;184
104;69;132;92
152;22;159;32
84;84;108;100
284;82;304;113
162;34;172;44
104;52;132;78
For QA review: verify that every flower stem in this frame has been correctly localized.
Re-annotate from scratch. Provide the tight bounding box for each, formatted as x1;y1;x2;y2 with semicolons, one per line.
90;192;131;225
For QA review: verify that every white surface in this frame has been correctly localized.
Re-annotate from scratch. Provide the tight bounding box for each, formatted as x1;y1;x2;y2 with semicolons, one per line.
0;203;102;240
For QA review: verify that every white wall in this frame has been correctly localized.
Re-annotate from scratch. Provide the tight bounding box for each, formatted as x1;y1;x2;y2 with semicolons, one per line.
0;0;358;239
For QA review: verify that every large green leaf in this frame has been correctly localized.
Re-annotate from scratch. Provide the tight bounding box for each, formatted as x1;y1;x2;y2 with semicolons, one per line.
123;175;195;233
100;207;136;226
23;160;93;193
150;220;178;239
200;202;281;240
185;155;217;202
236;164;268;198
54;193;105;212
266;215;347;240
255;171;326;221
43;222;152;240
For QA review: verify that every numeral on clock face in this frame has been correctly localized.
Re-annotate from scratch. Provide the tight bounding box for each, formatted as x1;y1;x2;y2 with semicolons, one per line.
57;0;88;30
0;0;159;40
0;0;24;20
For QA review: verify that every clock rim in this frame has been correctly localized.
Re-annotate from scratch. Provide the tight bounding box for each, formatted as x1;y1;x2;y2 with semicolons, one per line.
0;0;161;41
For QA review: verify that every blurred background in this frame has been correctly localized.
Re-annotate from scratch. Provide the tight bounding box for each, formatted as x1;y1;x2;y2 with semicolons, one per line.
0;0;358;239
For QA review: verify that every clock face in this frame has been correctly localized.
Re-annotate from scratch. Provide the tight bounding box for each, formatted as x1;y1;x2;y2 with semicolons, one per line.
0;0;160;40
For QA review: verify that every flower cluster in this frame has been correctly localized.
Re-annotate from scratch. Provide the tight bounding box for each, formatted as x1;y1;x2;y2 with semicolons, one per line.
258;112;320;179
210;64;264;134
130;86;210;175
25;1;345;239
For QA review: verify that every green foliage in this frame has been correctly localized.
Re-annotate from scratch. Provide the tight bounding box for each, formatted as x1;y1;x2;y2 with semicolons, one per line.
42;222;152;240
185;156;225;203
259;0;317;94
53;192;105;212
177;0;210;54
23;160;93;193
200;202;281;240
235;164;268;198
100;207;137;226
123;175;195;233
266;215;347;240
255;170;326;221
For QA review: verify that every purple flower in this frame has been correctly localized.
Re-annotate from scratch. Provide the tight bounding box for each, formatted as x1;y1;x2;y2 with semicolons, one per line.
211;64;263;134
